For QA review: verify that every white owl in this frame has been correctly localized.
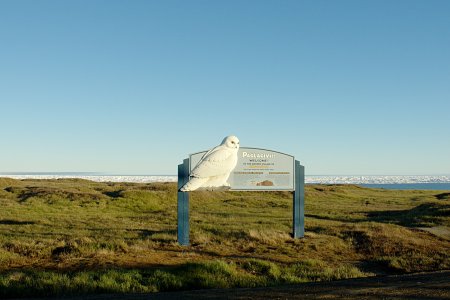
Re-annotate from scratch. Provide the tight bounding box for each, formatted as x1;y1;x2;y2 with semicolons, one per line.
180;135;240;192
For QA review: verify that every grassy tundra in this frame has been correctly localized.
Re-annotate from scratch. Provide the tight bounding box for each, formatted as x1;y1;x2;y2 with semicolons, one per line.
0;178;449;297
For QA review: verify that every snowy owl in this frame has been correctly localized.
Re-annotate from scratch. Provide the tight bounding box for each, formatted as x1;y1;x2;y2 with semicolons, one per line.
180;135;240;192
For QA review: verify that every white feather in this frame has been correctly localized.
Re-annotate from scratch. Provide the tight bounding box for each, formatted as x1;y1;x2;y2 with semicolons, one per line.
180;135;239;192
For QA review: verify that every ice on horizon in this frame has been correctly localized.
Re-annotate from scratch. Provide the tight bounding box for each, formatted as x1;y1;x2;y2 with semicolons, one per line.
0;175;177;183
1;174;449;184
305;175;450;184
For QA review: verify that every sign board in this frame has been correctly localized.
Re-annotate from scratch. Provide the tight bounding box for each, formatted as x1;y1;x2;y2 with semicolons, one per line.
178;145;305;246
189;147;295;191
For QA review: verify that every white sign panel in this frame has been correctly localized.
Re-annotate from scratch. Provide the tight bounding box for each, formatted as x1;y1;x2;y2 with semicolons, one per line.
190;147;295;191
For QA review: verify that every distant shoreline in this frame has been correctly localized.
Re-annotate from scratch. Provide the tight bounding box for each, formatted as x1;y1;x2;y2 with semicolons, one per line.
1;174;450;190
361;183;450;190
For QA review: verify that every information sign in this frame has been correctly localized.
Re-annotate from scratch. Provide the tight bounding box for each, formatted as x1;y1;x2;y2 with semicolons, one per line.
189;148;295;191
178;145;305;246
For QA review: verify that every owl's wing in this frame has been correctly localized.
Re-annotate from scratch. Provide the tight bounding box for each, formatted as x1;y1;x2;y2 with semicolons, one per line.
191;146;234;178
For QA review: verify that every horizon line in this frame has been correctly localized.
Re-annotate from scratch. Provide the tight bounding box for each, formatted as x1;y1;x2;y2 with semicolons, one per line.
1;172;449;177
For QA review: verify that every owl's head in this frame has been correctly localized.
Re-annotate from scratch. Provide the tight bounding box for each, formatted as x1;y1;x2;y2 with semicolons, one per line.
222;135;240;149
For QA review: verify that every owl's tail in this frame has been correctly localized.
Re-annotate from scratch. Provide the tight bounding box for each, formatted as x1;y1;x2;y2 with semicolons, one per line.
180;177;208;192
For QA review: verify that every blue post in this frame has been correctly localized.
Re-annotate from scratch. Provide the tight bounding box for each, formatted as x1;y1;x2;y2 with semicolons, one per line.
293;160;305;238
177;159;190;246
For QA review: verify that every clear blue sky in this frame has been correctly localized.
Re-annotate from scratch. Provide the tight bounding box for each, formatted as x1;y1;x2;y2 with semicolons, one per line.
1;0;449;175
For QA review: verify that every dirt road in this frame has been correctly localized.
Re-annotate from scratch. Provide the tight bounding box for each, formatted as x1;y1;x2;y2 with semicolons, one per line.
150;271;450;299
26;270;450;300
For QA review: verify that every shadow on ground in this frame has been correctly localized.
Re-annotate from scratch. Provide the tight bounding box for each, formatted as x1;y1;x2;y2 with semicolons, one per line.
367;203;450;227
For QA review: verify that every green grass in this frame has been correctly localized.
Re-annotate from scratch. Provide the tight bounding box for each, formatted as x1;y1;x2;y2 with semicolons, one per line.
0;259;366;297
0;178;449;297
